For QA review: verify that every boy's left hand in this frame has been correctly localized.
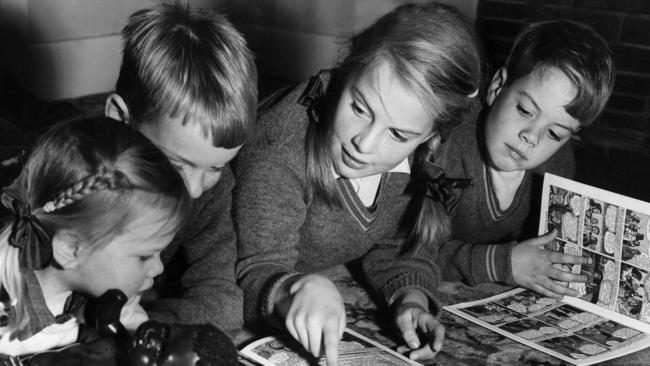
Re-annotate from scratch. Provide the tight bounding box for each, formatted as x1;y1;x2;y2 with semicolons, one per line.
393;289;445;361
512;230;591;298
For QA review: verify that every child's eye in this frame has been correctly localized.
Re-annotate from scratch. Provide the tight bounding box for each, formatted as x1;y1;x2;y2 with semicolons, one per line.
516;104;532;117
208;166;223;174
547;129;562;141
139;255;153;262
351;101;371;119
389;129;408;143
171;162;185;172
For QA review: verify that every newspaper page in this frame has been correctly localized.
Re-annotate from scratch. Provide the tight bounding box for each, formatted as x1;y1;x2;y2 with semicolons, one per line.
239;328;421;366
445;173;650;365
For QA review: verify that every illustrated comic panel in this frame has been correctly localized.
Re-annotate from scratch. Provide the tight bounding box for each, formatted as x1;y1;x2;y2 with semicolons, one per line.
533;304;602;332
493;290;560;316
547;185;585;244
582;197;624;259
545;240;619;309
499;317;563;342
573;320;645;350
458;302;526;325
620;209;650;270
537;334;609;360
616;263;650;323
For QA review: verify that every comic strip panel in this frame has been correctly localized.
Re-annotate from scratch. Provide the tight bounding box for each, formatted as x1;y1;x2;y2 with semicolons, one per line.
583;198;605;253
494;290;559;316
621;209;650;270
582;198;623;259
574;320;645;349
499;318;562;341
458;302;526;325
545;241;619;307
616;263;650;323
547;185;584;244
533;304;601;331
537;334;608;359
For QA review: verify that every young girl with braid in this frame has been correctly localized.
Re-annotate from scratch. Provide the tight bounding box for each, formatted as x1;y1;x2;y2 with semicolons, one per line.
234;3;482;364
0;116;190;356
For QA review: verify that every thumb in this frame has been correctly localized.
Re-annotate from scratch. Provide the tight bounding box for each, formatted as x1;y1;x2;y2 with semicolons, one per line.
397;312;420;349
528;229;558;246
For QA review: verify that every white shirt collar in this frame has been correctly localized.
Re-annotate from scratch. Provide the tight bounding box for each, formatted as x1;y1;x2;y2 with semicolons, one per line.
331;158;410;179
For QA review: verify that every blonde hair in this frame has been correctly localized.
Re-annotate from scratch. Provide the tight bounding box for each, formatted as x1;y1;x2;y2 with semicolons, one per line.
304;2;483;249
116;2;257;147
0;116;190;336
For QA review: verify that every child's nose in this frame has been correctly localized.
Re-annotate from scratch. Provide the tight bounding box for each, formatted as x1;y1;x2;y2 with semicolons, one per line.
518;127;539;147
352;126;380;154
148;255;164;278
183;170;205;199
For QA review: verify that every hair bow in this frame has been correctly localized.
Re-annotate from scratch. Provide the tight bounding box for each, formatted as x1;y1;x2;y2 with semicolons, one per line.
1;188;53;269
421;159;472;214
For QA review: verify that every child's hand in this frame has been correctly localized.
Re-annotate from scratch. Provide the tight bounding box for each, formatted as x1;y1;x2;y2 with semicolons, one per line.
283;274;346;366
393;289;445;361
512;230;591;298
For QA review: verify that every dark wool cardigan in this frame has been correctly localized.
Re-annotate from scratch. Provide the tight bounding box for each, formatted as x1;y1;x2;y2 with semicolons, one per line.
143;165;243;333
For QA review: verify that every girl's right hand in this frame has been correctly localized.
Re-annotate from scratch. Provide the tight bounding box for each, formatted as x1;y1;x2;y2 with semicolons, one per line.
281;274;346;366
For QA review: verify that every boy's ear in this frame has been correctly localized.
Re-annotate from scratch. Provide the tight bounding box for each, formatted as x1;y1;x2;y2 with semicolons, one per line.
51;231;82;270
105;93;131;124
486;67;508;107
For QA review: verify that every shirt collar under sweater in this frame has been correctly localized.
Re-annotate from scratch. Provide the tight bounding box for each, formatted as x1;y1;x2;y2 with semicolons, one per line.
1;271;85;341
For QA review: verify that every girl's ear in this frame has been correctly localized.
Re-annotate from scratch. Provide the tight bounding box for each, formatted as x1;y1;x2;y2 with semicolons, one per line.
486;67;508;107
425;131;442;155
105;93;131;124
51;231;82;270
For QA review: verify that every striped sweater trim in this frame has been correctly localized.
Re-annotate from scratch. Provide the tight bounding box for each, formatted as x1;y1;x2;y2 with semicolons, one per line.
483;165;527;222
485;244;498;282
335;174;389;231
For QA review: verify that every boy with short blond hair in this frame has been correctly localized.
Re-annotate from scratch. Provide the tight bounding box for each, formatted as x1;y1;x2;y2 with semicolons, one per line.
105;3;257;332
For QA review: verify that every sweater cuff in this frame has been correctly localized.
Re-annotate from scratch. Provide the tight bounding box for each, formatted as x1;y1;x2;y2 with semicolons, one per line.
261;272;302;329
383;272;442;318
470;243;516;286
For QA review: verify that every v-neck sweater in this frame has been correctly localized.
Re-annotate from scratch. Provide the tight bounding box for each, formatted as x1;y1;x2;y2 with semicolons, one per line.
234;73;441;328
433;114;575;286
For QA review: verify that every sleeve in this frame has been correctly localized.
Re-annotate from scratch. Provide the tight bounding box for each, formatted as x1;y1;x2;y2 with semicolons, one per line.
144;167;244;332
234;145;307;329
436;238;517;286
362;238;444;316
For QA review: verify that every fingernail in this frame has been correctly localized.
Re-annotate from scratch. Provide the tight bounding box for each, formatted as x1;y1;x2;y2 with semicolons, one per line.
409;341;420;349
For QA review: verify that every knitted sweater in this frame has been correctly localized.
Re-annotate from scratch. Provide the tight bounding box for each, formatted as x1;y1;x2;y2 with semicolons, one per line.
143;165;243;332
234;74;440;328
434;115;575;286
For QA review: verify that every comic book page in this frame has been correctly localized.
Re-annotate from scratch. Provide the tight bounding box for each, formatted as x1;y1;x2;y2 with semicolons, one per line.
540;174;650;326
445;288;650;365
239;328;421;366
445;173;650;365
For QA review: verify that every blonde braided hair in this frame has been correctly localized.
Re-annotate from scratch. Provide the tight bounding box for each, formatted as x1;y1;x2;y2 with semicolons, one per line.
42;169;128;213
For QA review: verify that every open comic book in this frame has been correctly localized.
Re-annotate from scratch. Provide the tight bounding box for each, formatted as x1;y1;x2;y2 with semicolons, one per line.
238;328;421;366
445;173;650;365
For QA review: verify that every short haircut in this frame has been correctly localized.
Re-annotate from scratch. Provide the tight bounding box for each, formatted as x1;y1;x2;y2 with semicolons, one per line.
505;20;615;126
116;3;257;148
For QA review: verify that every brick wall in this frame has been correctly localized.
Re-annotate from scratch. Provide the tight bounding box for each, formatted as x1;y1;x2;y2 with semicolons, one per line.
477;0;650;201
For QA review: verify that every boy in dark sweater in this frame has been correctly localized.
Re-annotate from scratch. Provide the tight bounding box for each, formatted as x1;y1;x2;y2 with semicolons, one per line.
427;20;615;298
104;4;257;333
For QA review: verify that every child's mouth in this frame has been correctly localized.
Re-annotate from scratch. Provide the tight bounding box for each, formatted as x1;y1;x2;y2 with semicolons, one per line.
506;144;527;160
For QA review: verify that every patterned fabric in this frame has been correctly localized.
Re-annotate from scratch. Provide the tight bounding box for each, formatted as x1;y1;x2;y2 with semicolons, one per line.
15;271;85;341
335;176;387;232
